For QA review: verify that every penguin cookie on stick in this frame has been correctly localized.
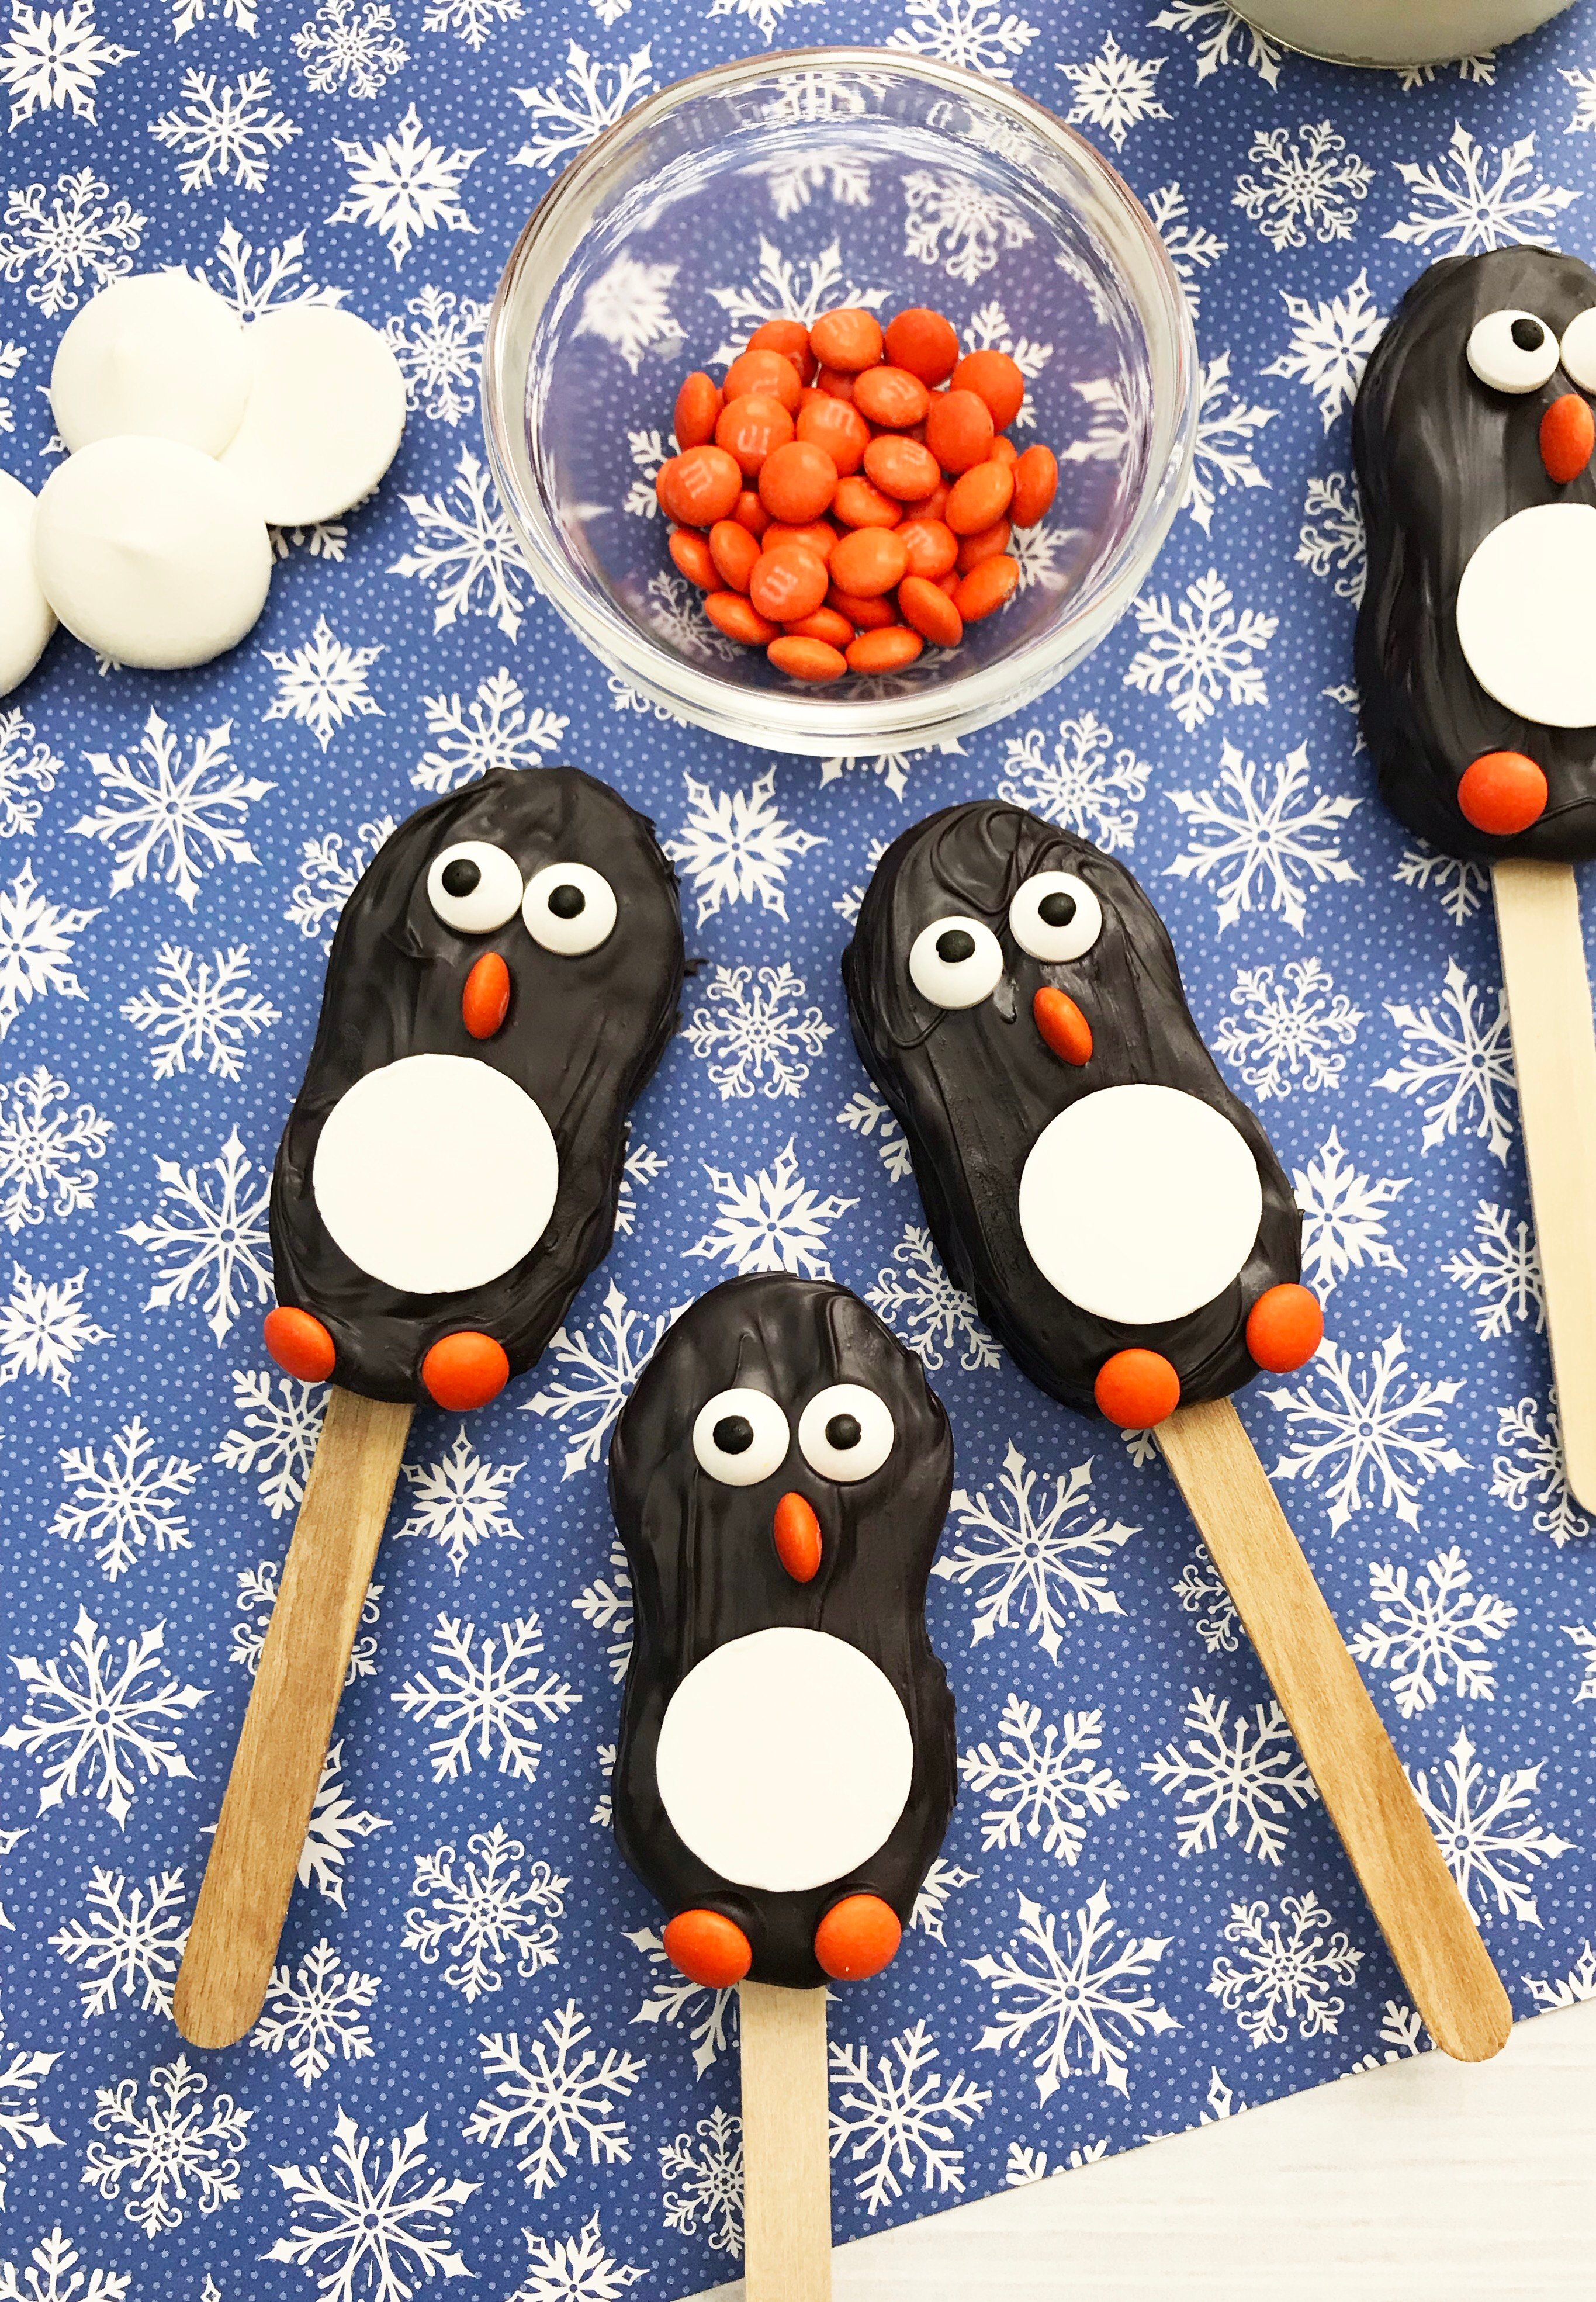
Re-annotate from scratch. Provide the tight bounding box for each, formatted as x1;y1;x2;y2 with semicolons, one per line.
1355;247;1596;1508
175;766;684;2052
845;799;1510;2066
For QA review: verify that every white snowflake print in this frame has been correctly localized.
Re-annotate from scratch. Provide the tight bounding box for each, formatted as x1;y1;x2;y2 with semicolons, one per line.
292;0;406;98
1444;1202;1543;1341
1564;1625;1596;1704
705;0;820;44
328;102;481;267
960;1695;1130;1865
970;1885;1179;2100
1387;123;1578;257
196;219;345;316
396;1428;522;1574
754;73;872;216
511;41;653;171
512;2208;644;2301
0;709;59;850
1062;375;1133;469
393;1612;580;1783
271;516;351;563
72;711;272;911
122;944;278;1084
1525;1941;1596;2010
621;425;670;521
903;172;1033;286
264;616;383;753
1171;1543;1237;1656
148;68;300;194
887;0;1035;74
709;237;881;369
1058;31;1168;152
1151;0;1282;85
0;2009;61;2209
611;1138;665;1231
413;670;566;794
836;1089;911;1183
1394;840;1488;927
0;1823;22;1932
465;2002;643;2199
297;1738;389;1906
1234;120;1372;252
0;1260;108;1389
1143;1687;1316;1866
1265;1326;1467;1533
687;1136;856;1282
572;1542;632;1685
214;1366;326;1518
829;2021;988;2217
1;1610;206;1826
668;769;825;925
1145;181;1228;321
910;1857;979;1944
1491;1393;1591;1548
1164;740;1359;933
49;1865;188;2019
84;2055;248;2237
51;1418;197;1582
1208;1893;1361;2049
1214;956;1363;1100
0;2227;126;2301
1296;471;1365;604
172;0;257;33
1348;1548;1516;1719
1408;1727;1573;1925
0;863;96;1041
997;711;1150;852
684;964;832;1102
625;1926;737;2076
639;569;736;667
286;814;397;947
266;2110;476;2296
1293;1128;1408;1297
866;1223;999;1372
1348;2000;1425;2070
231;1560;380;1685
527;1281;680;1481
1184;350;1275;534
933;1443;1138;1661
0;1067;106;1237
1263;268;1383;431
383;285;487;426
424;0;522;49
575;254;681;372
252;1941;378;2090
0;0;132;128
1123;569;1276;733
404;1825;566;2003
0;339;19;438
0;167;143;317
963;298;1050;426
392;448;531;639
1378;958;1516;1164
660;2111;740;2261
122;1126;271;1344
1566;67;1596;133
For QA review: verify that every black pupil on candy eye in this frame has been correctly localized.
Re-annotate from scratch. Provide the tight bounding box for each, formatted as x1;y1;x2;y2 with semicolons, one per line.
825;1413;861;1451
1038;891;1076;927
548;883;585;919
713;1415;754;1455
442;859;481;898
1512;317;1545;351
937;929;975;964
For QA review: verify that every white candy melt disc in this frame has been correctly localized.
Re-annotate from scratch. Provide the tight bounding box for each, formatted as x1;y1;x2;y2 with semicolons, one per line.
50;272;250;457
221;306;407;527
1018;1082;1263;1325
1456;501;1596;729
0;471;55;698
312;1054;559;1295
33;437;272;670
656;1627;913;1894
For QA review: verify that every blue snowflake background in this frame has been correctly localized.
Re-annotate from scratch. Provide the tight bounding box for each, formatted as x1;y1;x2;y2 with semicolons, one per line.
4;1;1596;2296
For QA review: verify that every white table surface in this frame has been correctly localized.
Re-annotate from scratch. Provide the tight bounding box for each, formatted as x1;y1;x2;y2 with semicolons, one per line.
689;1995;1596;2300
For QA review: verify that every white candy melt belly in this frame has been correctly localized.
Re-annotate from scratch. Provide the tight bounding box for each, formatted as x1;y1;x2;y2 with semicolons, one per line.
312;1053;558;1295
656;1627;913;1894
1017;1082;1262;1325
1456;500;1596;729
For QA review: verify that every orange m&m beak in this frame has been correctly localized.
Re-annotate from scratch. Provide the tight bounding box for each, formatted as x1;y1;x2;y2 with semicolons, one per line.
773;1491;822;1583
1034;985;1093;1066
462;950;511;1039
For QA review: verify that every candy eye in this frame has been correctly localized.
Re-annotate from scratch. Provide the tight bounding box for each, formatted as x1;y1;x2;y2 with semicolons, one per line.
1466;309;1560;393
798;1384;895;1483
1009;870;1102;963
692;1387;790;1486
908;915;1003;1009
427;842;524;933
522;861;617;956
1561;308;1596;392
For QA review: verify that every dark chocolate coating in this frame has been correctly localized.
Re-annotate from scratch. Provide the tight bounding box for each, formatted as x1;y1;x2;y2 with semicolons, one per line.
843;801;1301;1418
272;767;684;1401
610;1275;956;1991
1355;246;1596;860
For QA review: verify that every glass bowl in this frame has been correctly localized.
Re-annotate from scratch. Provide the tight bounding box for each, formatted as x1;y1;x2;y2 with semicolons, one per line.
483;47;1197;759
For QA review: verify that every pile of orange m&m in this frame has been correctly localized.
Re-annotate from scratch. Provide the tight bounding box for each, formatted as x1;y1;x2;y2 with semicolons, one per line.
653;304;1059;684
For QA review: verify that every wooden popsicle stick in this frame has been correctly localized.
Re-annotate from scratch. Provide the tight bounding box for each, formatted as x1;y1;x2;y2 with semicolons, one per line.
174;1386;413;2050
1491;857;1596;1512
1156;1398;1512;2065
740;1982;832;2302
